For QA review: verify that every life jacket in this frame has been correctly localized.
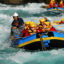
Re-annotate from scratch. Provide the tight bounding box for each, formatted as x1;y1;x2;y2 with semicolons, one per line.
12;18;24;28
28;29;36;35
59;21;64;24
59;1;63;8
45;22;51;28
38;23;49;33
14;22;18;27
63;1;64;6
49;1;56;8
21;28;30;37
59;4;63;8
36;28;42;33
24;26;29;30
37;23;40;27
49;2;53;8
53;1;56;7
52;23;57;25
49;27;56;31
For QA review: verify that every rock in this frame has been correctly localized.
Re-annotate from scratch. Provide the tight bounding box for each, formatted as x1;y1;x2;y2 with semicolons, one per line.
0;0;62;5
0;0;24;5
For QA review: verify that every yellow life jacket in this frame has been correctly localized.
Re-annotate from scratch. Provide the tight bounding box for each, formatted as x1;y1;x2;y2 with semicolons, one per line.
37;23;40;26
45;22;51;28
24;26;29;30
52;23;57;25
28;29;36;35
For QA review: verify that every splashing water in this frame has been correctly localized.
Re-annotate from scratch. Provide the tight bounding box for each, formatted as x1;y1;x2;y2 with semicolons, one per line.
0;3;64;64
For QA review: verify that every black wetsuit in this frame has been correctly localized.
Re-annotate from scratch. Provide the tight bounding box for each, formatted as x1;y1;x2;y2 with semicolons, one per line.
11;18;24;36
12;18;24;28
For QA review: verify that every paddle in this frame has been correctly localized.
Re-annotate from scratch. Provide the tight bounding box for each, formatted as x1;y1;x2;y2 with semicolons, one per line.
39;33;46;51
42;6;48;8
11;37;22;40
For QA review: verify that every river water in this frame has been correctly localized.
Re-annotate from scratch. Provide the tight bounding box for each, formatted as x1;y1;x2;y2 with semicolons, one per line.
0;3;64;64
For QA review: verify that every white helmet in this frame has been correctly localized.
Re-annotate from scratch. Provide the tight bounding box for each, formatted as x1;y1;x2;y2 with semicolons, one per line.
13;12;18;17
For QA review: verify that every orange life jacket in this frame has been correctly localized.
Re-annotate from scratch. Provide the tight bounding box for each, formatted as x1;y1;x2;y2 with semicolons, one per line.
59;4;63;8
59;1;63;8
49;1;56;8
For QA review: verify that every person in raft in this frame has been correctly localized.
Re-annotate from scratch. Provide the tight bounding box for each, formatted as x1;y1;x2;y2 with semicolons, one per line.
21;21;36;37
11;12;24;40
21;18;56;37
48;0;56;8
59;18;64;24
44;17;50;22
63;1;64;6
38;18;48;32
52;20;59;25
58;0;64;8
21;21;30;37
36;18;56;34
28;22;36;35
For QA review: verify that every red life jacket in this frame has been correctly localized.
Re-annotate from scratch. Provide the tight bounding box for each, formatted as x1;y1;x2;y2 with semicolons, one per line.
59;21;64;24
63;1;64;6
36;28;42;33
53;2;56;7
49;2;56;8
59;4;63;8
59;1;64;8
50;27;56;31
21;28;30;37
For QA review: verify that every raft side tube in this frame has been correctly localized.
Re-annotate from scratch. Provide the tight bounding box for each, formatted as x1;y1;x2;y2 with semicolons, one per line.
48;7;64;11
12;32;64;49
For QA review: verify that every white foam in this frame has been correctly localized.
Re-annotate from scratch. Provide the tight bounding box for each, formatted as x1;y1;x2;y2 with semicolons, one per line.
7;49;64;64
0;3;47;14
0;14;12;50
50;49;64;56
